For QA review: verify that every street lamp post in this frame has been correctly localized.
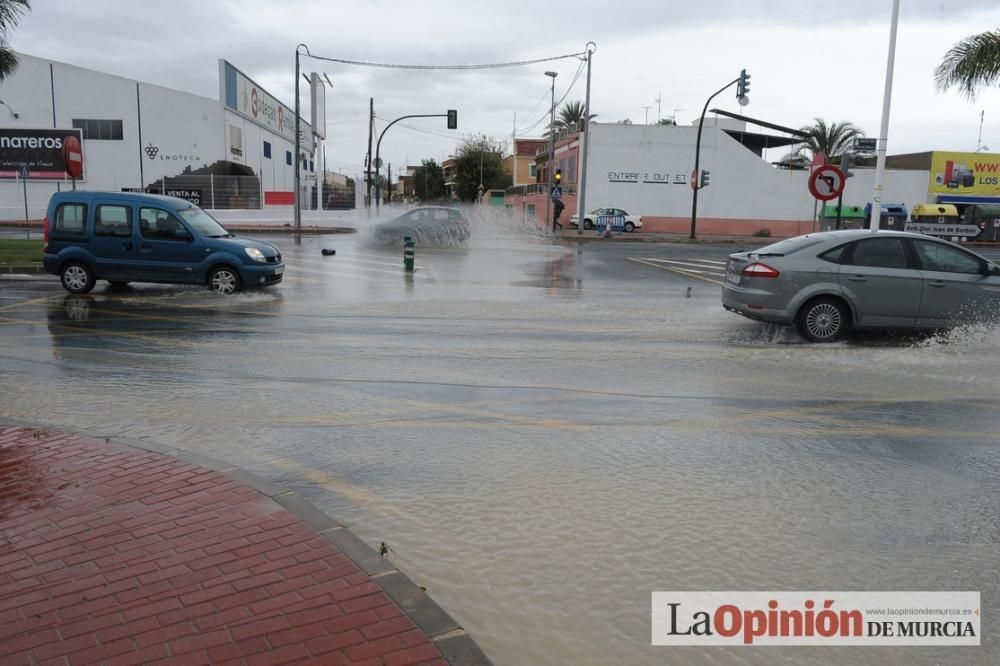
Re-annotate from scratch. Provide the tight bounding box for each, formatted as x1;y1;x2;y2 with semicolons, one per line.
545;71;557;232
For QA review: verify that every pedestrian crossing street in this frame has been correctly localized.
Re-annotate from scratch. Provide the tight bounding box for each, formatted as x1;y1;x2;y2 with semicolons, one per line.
627;256;728;285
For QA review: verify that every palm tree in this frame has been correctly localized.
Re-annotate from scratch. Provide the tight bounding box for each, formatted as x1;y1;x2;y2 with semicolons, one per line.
784;118;865;166
0;0;30;81
557;100;584;131
936;29;1000;100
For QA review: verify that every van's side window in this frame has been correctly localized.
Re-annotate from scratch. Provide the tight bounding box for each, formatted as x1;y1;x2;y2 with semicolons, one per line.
94;205;132;238
55;203;87;234
139;208;185;241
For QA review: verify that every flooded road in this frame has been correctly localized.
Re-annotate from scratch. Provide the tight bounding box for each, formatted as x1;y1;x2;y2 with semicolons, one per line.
2;216;999;665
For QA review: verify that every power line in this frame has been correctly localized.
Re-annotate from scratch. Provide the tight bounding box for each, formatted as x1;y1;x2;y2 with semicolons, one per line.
515;57;587;136
305;50;587;70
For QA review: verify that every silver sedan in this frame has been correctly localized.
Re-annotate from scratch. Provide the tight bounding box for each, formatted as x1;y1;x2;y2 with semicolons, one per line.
722;230;1000;342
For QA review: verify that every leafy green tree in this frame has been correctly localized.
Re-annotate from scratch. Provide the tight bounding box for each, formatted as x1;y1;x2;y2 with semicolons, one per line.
414;159;444;201
936;29;1000;100
454;134;510;202
0;0;29;81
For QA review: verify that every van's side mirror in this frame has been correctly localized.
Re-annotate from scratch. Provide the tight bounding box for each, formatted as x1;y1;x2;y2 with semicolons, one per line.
983;263;999;276
175;228;192;241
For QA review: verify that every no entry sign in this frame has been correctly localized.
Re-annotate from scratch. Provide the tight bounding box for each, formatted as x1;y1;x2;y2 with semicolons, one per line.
808;165;846;201
62;135;83;179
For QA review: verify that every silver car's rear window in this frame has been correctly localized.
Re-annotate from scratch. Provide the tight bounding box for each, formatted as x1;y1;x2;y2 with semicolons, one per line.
752;236;826;256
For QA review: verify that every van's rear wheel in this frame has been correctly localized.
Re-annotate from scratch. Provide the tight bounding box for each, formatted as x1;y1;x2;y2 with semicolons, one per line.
60;262;95;294
208;266;241;295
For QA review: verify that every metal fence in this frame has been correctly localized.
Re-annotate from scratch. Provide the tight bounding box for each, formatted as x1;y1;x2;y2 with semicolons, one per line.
142;175;262;210
505;183;577;197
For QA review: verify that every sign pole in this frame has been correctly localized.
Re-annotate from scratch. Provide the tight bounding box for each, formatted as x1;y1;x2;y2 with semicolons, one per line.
870;0;900;232
21;166;29;228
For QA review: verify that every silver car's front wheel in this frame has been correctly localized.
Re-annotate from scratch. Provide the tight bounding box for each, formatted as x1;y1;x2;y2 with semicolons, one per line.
797;297;848;343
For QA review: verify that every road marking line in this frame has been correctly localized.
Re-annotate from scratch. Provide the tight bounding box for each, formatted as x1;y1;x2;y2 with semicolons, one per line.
642;258;727;270
0;296;56;312
627;257;724;285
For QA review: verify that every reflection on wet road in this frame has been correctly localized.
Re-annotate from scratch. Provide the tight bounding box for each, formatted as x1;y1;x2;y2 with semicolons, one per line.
2;228;1000;665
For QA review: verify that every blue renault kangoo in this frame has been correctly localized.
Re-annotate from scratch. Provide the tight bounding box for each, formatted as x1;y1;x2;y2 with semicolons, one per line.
43;191;284;294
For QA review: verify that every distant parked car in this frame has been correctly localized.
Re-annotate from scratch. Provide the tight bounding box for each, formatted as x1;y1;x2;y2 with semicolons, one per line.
371;206;470;245
722;230;1000;342
569;207;643;232
43;191;283;295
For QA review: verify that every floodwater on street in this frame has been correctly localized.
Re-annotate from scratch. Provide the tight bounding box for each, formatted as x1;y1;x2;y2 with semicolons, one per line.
2;209;999;665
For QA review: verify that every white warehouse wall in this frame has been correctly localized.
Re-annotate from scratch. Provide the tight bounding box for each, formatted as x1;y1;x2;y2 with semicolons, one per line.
584;123;930;235
0;53;313;219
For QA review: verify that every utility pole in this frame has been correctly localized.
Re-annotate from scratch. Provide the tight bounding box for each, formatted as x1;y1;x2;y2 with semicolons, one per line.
576;42;596;236
655;93;662;123
642;106;651;125
366;98;374;210
294;44;309;233
387;161;392;204
545;70;557;229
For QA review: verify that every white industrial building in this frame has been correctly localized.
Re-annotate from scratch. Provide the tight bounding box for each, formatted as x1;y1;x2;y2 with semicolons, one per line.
0;53;326;219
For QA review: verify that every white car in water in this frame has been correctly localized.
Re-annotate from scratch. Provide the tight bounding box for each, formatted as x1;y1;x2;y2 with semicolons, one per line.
569;207;643;232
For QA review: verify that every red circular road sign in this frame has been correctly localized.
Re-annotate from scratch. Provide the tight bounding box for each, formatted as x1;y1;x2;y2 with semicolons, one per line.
808;164;846;201
62;136;83;178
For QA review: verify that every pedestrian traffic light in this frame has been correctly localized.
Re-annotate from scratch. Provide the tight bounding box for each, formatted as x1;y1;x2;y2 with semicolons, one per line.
736;69;751;99
447;109;457;130
554;169;561;184
700;170;711;188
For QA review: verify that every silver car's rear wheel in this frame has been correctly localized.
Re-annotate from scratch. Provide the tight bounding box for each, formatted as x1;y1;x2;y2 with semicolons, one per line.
797;297;848;343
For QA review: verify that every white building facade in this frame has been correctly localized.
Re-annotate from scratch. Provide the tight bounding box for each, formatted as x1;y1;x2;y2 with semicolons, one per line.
0;53;317;219
583;122;930;237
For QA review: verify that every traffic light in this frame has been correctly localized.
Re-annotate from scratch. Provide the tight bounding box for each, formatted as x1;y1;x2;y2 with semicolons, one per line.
554;169;561;184
447;109;457;130
736;69;751;99
700;170;711;188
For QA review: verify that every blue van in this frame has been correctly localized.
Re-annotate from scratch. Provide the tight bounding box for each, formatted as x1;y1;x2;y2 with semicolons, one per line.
43;191;284;294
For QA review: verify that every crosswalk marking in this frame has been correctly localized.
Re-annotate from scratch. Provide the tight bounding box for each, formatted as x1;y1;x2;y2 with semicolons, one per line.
628;256;728;285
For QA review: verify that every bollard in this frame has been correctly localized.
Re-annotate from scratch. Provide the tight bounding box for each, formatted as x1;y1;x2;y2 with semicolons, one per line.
403;236;414;273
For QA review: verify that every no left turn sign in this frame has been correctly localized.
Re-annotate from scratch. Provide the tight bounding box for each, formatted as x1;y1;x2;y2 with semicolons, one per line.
808;165;846;201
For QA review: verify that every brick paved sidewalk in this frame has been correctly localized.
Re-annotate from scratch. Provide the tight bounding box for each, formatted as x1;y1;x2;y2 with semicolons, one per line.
0;425;487;665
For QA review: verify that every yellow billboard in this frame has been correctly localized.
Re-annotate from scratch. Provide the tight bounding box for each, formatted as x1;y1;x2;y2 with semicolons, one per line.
929;151;1000;196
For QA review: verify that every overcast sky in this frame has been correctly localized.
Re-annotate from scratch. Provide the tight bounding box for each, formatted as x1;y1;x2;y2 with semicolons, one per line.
11;1;1000;178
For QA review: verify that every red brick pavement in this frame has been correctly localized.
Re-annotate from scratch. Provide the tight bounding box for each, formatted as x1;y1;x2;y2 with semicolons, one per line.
0;426;450;665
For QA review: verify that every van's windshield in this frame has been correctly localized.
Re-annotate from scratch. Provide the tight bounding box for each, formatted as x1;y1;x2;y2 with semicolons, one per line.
178;207;232;238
